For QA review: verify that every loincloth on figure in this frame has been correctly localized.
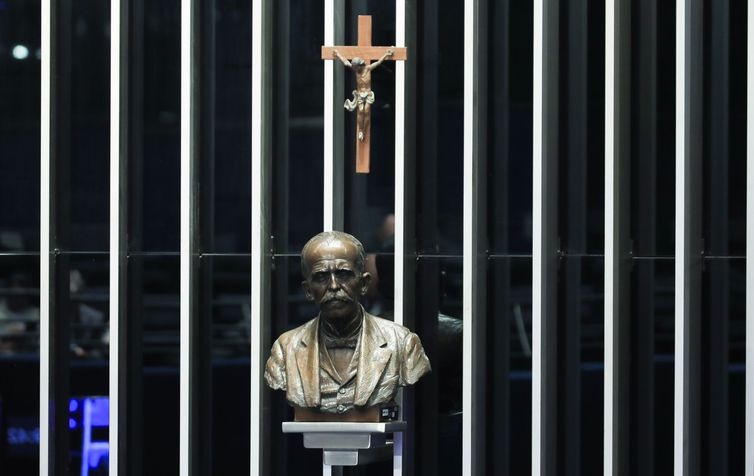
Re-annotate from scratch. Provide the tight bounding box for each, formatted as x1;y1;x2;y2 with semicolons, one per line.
344;90;375;111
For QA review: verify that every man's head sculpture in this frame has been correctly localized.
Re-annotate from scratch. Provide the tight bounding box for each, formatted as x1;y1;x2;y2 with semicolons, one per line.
300;231;370;323
265;231;431;419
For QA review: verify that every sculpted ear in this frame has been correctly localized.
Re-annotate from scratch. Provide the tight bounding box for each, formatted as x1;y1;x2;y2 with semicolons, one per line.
302;281;313;300
360;272;372;296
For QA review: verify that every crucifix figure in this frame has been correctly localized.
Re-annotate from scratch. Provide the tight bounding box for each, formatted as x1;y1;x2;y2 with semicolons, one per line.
322;15;407;173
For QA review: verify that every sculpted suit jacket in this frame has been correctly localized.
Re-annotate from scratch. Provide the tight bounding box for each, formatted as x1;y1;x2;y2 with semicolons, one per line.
264;310;431;409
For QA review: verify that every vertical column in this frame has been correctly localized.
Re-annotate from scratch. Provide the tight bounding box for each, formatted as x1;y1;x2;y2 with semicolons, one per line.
634;0;658;473
462;0;487;474
395;1;417;473
39;0;53;472
604;0;631;474
40;0;71;473
324;0;345;231
109;0;128;471
674;0;703;474
180;0;215;472
532;0;559;474
706;0;731;473
179;0;195;471
251;0;273;473
746;1;754;473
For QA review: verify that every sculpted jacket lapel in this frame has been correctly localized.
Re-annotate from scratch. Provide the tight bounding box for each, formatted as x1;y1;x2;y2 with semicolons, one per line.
294;318;321;407
353;313;392;406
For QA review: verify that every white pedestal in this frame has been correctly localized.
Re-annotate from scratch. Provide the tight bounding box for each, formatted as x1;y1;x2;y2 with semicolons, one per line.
282;421;406;476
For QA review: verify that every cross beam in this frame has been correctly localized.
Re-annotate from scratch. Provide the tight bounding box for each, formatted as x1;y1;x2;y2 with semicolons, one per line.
322;15;407;173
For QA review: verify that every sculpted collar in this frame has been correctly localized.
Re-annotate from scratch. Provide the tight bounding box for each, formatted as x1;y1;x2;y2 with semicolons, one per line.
319;306;363;349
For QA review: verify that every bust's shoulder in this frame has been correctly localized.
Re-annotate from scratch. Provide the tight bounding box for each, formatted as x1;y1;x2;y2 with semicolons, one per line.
365;312;414;340
275;317;318;347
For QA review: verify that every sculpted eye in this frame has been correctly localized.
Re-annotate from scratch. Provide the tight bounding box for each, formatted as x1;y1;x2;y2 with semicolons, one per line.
335;269;354;279
313;272;329;282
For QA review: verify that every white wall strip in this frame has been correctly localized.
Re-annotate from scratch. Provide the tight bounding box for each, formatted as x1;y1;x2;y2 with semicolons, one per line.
179;0;193;471
462;0;475;474
674;0;704;473
39;0;52;472
250;0;263;471
532;0;544;472
323;0;335;231
746;1;754;473
394;0;406;328
673;0;688;468
109;0;122;470
250;0;267;473
604;0;616;472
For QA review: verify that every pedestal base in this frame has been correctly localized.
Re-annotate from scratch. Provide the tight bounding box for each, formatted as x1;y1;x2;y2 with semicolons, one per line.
282;421;406;475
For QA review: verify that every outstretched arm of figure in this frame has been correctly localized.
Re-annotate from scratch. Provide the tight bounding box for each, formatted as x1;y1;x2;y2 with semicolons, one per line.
332;49;352;68
366;48;394;71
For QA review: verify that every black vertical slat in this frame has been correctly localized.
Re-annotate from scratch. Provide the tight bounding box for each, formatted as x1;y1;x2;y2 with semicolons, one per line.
703;1;730;475
122;0;145;467
486;0;510;473
630;0;657;473
559;3;587;473
532;0;560;476
536;0;560;474
46;0;73;471
414;1;440;474
190;0;215;472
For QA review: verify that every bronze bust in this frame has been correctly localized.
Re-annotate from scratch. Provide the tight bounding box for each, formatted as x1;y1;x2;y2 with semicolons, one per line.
264;231;431;416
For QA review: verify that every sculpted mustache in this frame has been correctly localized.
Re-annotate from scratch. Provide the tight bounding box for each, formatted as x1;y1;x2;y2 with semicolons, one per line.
321;292;353;303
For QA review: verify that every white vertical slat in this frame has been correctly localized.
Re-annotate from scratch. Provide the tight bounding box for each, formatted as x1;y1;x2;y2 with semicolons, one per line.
394;3;407;475
179;0;193;471
746;1;754;473
109;0;123;470
394;0;406;329
323;0;335;231
673;0;685;472
462;0;475;473
674;0;701;473
604;0;616;471
532;0;544;472
250;0;265;472
39;0;52;471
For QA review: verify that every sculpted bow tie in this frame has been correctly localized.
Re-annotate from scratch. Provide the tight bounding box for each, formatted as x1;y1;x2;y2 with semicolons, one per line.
324;336;359;349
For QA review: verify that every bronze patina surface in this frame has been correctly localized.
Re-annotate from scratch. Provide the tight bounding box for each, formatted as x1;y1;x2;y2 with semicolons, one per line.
264;231;431;415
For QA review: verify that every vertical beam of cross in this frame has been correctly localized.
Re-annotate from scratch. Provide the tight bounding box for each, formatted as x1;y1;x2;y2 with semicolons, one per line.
322;15;407;173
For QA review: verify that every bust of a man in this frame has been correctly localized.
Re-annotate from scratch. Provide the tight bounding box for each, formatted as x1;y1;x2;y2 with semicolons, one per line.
264;231;431;415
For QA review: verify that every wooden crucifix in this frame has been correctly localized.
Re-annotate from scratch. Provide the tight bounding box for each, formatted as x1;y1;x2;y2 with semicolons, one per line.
321;15;407;173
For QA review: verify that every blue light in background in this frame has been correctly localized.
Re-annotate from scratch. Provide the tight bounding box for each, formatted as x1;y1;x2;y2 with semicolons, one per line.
69;399;79;413
69;418;77;430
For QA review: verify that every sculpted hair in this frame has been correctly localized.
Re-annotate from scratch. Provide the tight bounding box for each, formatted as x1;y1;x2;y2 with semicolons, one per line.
301;231;367;276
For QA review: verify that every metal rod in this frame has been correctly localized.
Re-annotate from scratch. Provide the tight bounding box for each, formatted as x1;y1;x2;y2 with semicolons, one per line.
39;0;52;470
746;1;754;472
462;0;475;471
109;0;126;470
251;0;265;472
395;0;406;328
532;0;559;473
179;0;194;471
604;0;631;473
674;0;703;474
463;0;487;473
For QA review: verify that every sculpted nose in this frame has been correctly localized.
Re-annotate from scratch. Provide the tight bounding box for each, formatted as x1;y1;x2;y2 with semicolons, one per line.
328;273;339;290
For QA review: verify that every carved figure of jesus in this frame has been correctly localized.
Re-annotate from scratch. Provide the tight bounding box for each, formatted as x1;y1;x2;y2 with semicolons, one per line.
333;48;393;141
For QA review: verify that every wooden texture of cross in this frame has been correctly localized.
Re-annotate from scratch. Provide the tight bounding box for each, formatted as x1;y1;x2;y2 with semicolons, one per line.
321;15;407;173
